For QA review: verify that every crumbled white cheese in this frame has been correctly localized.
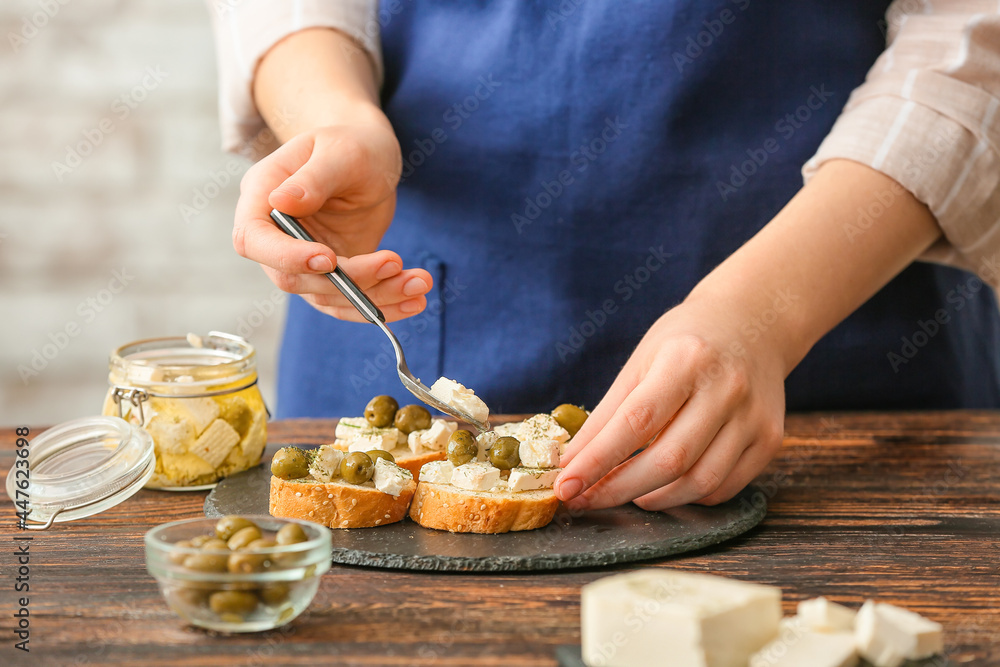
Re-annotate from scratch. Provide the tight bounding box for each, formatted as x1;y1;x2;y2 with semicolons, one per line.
516;414;568;468
418;460;455;484
372;458;412;496
308;445;344;482
492;422;521;438
429;377;489;423
797;597;857;633
407;419;457;454
334;417;369;439
855;601;943;666
475;430;498;462
346;430;398;453
450;462;501;492
507;467;561;492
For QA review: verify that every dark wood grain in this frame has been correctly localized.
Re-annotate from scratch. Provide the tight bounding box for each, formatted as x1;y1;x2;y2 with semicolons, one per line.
2;412;998;666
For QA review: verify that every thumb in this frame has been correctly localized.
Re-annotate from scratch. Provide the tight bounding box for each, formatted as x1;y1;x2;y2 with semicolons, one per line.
266;131;370;217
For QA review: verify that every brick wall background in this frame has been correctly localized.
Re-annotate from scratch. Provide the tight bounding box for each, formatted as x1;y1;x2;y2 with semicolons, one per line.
1;0;285;427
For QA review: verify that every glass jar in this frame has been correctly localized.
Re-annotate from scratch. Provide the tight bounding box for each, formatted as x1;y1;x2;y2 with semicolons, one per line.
103;332;268;490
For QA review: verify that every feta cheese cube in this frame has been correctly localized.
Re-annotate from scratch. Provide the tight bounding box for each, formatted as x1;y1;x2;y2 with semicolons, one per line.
346;429;398;452
492;422;521;438
372;458;412;496
507;467;561;492
144;412;195;455
582;569;782;667
517;414;569;467
189;419;240;468
450;462;501;492
334;417;369;439
309;445;345;482
429;377;489;423
855;601;943;666
418;460;455;484
407;419;457;454
174;397;221;435
797;597;857;633
475;430;498;462
751;617;857;667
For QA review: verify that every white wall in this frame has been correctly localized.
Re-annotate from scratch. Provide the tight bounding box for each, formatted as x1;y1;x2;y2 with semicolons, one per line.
1;0;284;427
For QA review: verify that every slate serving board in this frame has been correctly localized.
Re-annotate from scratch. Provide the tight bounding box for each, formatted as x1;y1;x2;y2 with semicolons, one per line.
204;463;766;573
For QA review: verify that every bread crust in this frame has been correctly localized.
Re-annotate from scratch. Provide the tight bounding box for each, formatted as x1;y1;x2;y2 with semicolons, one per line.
269;475;415;529
329;442;445;478
408;482;560;533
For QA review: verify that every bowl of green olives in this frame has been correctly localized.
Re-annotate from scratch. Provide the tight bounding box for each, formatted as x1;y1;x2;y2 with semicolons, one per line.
145;515;331;632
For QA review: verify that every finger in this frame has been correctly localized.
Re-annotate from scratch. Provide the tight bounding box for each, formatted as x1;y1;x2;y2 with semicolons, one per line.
631;422;751;510
311;269;432;308
261;250;409;294
305;295;428;323
265;132;373;216
233;207;338;276
559;369;637;467
567;393;726;510
556;370;691;502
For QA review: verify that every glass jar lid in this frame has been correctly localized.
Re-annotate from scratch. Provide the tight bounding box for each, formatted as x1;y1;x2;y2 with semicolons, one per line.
6;416;155;528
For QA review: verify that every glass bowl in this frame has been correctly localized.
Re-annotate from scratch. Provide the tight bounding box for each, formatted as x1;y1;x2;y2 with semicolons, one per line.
145;515;331;632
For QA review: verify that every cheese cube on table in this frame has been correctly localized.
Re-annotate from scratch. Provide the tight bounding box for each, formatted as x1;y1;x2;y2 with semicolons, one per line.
855;601;943;666
418;460;455;484
309;445;344;482
797;597;857;633
517;414;569;468
428;377;490;424
407;419;457;454
189;419;240;468
334;417;369;439
582;569;782;667
346;430;398;453
450;462;501;492
751;617;857;667
372;458;413;496
507;467;561;492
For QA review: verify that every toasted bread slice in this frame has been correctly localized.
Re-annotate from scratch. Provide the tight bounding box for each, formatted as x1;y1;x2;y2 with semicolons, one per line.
408;481;560;533
269;475;416;529
330;442;445;478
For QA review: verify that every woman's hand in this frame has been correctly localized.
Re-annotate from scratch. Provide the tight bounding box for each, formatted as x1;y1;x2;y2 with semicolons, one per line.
556;296;788;510
233;117;433;322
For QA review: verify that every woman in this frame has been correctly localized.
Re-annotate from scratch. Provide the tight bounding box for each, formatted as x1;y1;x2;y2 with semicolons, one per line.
208;0;1000;512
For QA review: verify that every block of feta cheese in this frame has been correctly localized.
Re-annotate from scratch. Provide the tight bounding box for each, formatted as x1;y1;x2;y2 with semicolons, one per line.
751;617;858;667
475;430;498;462
372;458;413;497
797;597;857;633
855;601;943;666
144;412;195;455
582;569;782;667
450;462;501;492
517;414;569;468
189;419;241;468
334;417;369;439
407;419;457;454
346;429;399;453
429;377;489;424
174;396;222;434
308;445;345;482
507;467;561;492
492;422;521;438
418;460;455;484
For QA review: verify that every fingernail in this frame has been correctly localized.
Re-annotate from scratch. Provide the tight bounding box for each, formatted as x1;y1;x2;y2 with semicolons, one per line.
400;299;423;314
375;262;400;280
403;277;428;296
558;478;584;501
307;255;333;272
275;183;305;199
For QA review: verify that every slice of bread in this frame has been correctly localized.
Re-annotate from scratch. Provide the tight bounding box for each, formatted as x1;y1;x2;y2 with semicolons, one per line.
330;442;445;478
408;481;560;533
269;475;416;529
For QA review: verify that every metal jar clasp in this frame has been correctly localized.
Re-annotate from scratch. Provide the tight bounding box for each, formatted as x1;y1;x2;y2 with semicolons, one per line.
111;386;150;424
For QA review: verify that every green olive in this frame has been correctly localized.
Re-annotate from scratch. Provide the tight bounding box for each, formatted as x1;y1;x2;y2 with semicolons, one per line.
190;534;215;547
552;404;588;437
276;523;308;546
340;451;375;484
270;447;310;480
366;449;395;465
364;395;399;428
201;538;230;551
394;404;432;434
169;585;210;608
209;590;258;616
488;436;521;470
183;553;229;573
227;551;268;574
168;540;194;565
447;430;478;466
226;526;262;551
214;516;258;541
258;582;291;606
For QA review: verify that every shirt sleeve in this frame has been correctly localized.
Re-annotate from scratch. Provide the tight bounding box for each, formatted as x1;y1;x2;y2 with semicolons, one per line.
206;0;382;161
802;0;1000;287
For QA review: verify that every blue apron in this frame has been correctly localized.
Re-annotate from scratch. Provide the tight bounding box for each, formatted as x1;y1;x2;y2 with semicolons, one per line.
277;0;1000;418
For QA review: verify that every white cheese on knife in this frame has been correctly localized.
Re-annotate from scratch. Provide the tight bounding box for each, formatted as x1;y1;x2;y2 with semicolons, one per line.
582;569;782;667
450;462;500;492
429;376;489;423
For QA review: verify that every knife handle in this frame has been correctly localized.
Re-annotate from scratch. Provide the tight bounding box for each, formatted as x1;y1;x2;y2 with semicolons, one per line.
269;209;385;324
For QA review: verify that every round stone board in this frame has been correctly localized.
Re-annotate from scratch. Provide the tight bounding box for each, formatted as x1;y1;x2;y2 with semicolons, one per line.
204;463;766;573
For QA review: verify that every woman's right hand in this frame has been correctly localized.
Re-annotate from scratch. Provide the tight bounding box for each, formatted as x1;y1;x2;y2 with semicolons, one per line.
233;113;433;322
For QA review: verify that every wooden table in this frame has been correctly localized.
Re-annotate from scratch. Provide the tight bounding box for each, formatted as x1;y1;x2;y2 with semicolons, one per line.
2;412;998;666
